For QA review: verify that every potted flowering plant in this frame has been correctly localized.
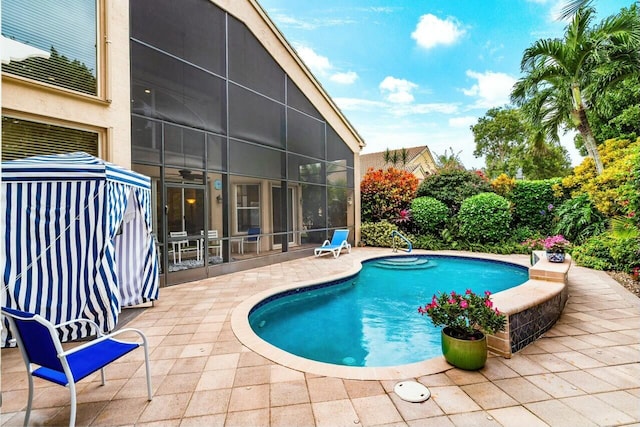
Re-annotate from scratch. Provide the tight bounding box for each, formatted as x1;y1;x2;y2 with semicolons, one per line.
543;235;571;263
418;289;506;370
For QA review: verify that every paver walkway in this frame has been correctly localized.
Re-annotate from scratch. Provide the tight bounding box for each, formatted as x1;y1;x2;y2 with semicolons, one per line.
2;248;639;426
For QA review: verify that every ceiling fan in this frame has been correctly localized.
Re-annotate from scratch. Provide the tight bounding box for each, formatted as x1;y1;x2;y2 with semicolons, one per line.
178;169;204;181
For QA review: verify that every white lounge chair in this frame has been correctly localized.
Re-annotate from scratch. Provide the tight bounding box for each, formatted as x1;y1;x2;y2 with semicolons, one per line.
314;229;351;258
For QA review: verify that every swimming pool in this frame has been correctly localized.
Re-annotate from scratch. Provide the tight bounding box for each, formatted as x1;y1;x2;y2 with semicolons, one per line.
248;255;528;367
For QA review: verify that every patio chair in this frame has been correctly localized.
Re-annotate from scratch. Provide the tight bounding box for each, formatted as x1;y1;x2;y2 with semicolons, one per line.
201;229;222;258
169;230;199;263
1;307;152;427
314;229;351;258
243;227;261;254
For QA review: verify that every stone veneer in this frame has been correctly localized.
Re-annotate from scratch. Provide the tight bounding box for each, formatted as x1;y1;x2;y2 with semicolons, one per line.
488;250;570;357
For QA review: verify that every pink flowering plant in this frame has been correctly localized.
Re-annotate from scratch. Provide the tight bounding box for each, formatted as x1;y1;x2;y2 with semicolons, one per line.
543;235;571;252
418;289;506;340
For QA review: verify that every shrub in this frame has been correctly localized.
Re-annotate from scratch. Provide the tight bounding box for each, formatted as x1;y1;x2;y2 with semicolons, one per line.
571;233;640;273
509;179;563;233
510;226;542;244
417;169;493;214
561;137;639;216
491;173;516;197
552;194;607;244
360;221;398;247
412;233;446;250
457;193;511;243
360;167;418;223
411;197;449;234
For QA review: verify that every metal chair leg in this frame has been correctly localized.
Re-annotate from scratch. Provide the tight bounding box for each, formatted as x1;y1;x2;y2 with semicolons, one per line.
68;382;77;427
23;374;34;427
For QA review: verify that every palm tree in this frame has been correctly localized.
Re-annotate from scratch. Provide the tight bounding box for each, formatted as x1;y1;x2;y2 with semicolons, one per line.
435;147;465;171
511;6;640;174
557;0;593;20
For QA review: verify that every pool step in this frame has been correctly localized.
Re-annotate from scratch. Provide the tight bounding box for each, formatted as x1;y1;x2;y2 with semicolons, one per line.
373;258;435;269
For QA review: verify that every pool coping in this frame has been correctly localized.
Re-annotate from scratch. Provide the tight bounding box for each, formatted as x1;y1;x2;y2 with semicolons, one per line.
230;250;566;380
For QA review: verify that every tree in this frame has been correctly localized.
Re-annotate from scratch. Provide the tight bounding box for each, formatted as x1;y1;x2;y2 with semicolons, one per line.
472;107;527;178
434;147;465;171
575;74;640;148
558;0;593;20
511;5;640;175
383;148;410;167
471;107;571;179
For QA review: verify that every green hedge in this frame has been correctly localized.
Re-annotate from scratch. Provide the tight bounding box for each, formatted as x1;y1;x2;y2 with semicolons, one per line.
458;193;511;243
509;179;563;233
411;197;449;234
416;169;492;213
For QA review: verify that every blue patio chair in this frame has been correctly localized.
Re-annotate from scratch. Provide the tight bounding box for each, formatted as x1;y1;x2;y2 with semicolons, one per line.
314;229;351;258
1;307;152;427
244;227;261;254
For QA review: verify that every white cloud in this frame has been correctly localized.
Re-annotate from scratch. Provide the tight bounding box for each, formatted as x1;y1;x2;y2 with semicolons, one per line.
411;14;465;49
379;76;418;104
330;71;358;84
462;70;517;109
294;44;358;85
449;116;478;128
294;44;332;76
335;96;458;117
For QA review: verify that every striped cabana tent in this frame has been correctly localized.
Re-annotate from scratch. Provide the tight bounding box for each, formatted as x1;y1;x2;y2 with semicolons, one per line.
1;152;159;345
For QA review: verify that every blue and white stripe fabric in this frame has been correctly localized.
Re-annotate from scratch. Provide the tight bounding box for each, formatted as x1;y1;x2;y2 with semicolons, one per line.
1;152;159;345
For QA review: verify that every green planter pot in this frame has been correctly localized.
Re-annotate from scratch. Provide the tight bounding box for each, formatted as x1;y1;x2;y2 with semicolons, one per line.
441;327;487;370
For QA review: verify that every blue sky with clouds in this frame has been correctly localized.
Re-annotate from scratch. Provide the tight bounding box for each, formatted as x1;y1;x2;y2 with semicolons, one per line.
258;0;633;169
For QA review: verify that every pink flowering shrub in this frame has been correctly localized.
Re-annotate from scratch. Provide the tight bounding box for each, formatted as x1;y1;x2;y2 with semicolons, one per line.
543;235;571;252
418;290;506;340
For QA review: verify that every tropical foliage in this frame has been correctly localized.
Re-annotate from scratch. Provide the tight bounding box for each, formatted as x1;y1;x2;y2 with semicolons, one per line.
509;179;563;233
552;194;607;244
511;5;640;175
360;220;399;248
561;138;639;216
358;5;639;277
360;167;418;223
471;107;571;179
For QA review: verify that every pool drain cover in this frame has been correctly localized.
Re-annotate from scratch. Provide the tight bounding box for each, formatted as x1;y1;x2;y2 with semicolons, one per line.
394;381;431;403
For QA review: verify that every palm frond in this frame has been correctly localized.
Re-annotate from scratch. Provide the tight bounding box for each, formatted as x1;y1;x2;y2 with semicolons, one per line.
610;216;639;239
556;0;593;21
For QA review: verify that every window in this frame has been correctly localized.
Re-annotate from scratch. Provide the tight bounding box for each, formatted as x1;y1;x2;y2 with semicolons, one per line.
235;184;260;233
2;0;99;95
1;117;98;160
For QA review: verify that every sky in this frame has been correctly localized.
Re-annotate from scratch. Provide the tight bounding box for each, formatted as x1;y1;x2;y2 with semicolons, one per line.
258;0;633;169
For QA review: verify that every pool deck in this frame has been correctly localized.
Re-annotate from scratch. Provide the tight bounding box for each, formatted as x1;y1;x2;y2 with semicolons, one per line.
2;248;639;426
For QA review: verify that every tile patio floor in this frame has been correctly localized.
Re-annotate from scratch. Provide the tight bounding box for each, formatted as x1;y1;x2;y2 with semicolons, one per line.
2;248;639;426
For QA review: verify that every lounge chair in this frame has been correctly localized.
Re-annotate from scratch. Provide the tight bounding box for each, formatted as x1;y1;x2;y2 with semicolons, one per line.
1;307;152;427
314;229;351;258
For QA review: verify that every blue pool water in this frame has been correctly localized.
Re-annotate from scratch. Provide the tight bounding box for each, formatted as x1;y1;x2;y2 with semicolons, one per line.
249;255;528;367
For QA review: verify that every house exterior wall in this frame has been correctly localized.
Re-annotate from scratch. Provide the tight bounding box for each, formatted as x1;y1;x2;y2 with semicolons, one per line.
1;0;131;166
1;0;363;283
